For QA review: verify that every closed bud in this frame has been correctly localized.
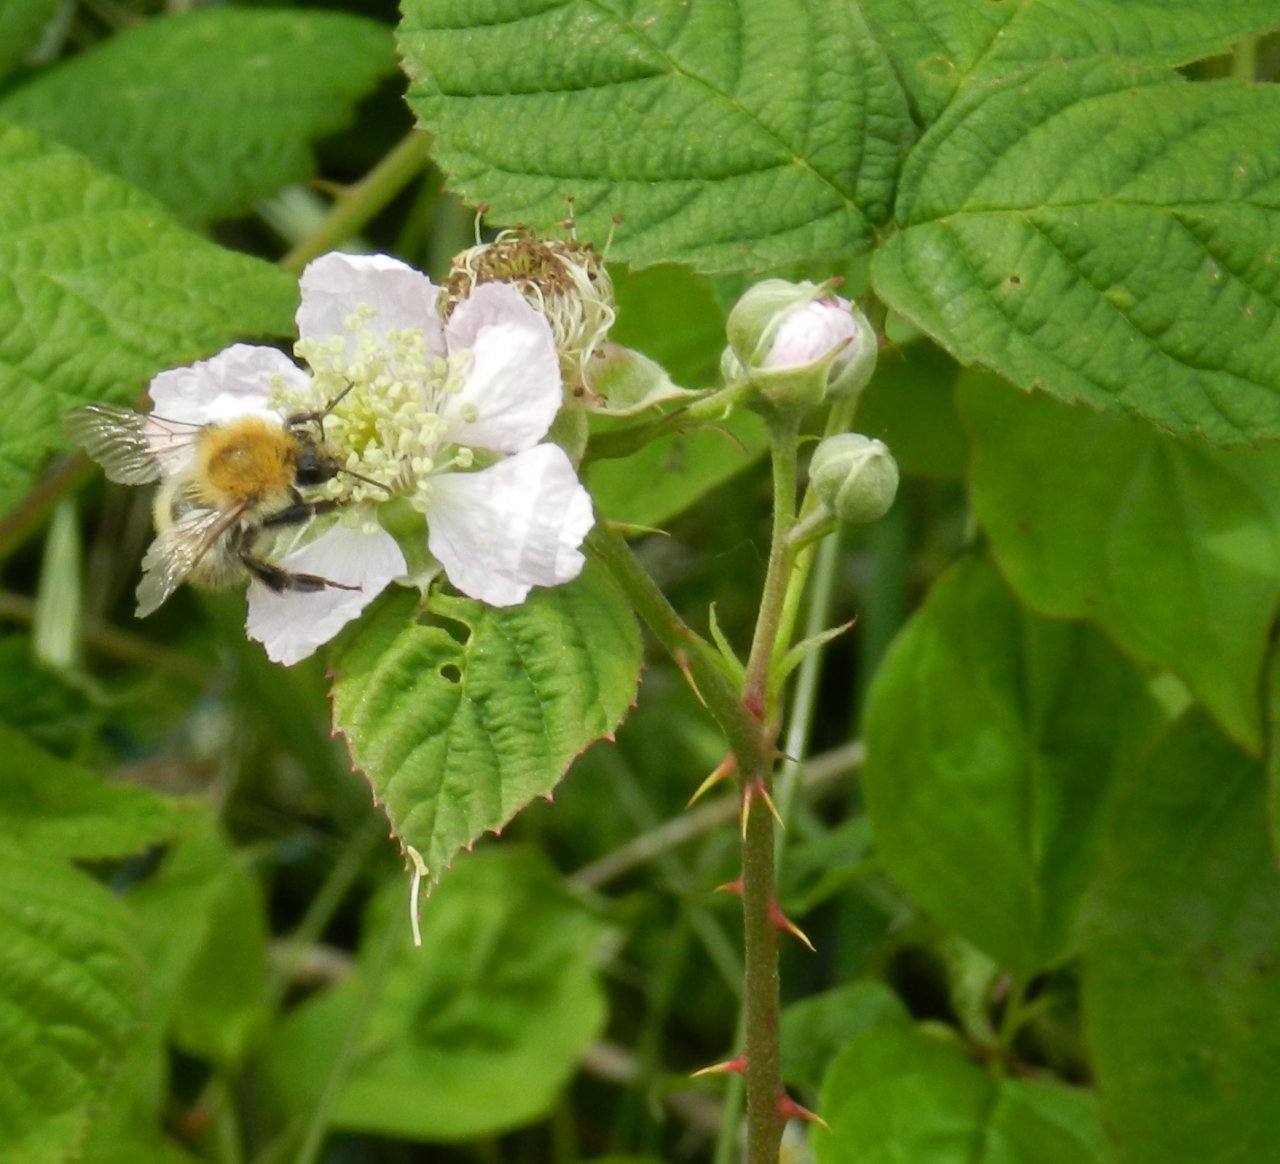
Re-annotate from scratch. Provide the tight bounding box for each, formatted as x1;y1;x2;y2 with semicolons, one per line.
809;433;899;525
725;279;877;411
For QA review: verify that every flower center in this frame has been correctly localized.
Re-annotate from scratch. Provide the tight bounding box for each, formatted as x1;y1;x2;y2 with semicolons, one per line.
273;311;476;515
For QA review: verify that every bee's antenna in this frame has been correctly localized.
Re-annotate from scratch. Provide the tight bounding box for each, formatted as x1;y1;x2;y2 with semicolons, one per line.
319;380;358;420
288;380;359;437
339;465;394;495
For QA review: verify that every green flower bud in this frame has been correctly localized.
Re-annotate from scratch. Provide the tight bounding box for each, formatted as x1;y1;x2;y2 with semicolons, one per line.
725;279;877;411
809;433;899;525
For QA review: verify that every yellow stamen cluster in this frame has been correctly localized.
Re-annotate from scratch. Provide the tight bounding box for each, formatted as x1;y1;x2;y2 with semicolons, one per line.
444;229;615;395
271;309;475;516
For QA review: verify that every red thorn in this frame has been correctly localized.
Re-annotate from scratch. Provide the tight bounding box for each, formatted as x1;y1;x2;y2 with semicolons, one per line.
778;1092;830;1132
715;878;743;896
743;692;765;720
688;754;737;807
741;779;783;837
770;901;816;952
691;1054;747;1078
675;650;709;707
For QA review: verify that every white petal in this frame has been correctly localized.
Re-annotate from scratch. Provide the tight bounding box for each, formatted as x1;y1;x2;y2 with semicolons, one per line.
144;345;306;471
148;344;306;426
764;298;857;370
245;523;406;665
442;283;562;453
427;445;593;607
297;252;445;363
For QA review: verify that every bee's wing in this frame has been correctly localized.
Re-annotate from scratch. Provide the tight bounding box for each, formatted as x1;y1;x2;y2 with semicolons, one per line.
135;503;244;617
64;404;161;484
63;404;199;484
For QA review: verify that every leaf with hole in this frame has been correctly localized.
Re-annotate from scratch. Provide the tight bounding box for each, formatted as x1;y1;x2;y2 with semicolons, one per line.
331;561;642;879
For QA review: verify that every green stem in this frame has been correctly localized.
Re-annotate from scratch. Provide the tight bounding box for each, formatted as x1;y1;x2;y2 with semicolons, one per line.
1233;37;1258;82
995;975;1031;1066
741;412;801;718
588;523;765;773
0;455;95;562
774;525;843;848
280;132;432;274
592;412;806;1164
738;413;802;1164
291;906;403;1164
584;380;753;464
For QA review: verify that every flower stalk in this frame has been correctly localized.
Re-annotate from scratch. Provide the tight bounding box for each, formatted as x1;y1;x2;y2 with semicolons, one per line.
593;407;804;1163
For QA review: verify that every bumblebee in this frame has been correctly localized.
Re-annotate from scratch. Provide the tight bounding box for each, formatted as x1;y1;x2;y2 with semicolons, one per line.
64;401;359;616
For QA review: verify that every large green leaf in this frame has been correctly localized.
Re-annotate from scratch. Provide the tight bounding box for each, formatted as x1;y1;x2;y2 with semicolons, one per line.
399;0;914;271
873;61;1280;445
0;9;395;226
609;264;725;390
0;121;296;512
0;725;192;859
780;981;909;1093
856;339;968;480
861;555;1164;975
860;0;1280;125
1083;712;1280;1164
963;375;1280;753
816;1025;1114;1164
0;844;142;1164
265;847;611;1141
331;561;642;878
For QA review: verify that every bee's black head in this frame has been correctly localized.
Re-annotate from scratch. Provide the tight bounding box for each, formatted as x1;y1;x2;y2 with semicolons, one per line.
293;439;341;487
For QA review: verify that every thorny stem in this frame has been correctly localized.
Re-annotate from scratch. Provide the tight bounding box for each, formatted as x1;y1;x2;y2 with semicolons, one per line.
587;523;766;776
594;402;817;1160
739;411;802;1164
592;327;874;1159
593;409;804;1164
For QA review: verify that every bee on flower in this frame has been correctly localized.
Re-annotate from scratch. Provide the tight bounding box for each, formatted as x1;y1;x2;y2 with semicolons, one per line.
67;251;596;666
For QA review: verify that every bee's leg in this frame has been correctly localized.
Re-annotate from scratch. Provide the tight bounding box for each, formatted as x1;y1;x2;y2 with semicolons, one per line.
260;497;344;529
240;554;361;594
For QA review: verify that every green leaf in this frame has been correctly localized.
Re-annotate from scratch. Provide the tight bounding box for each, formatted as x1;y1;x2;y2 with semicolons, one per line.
0;121;296;512
962;374;1280;753
0;1;61;82
872;62;1280;444
1266;644;1280;861
0;843;142;1164
266;847;611;1141
0;725;192;859
860;0;1280;126
588;409;769;528
76;1023;196;1164
780;981;909;1093
0;9;395;225
330;561;642;879
127;825;270;1067
861;555;1165;974
399;0;914;271
855;339;968;481
610;265;725;390
1083;712;1280;1164
816;1025;1115;1164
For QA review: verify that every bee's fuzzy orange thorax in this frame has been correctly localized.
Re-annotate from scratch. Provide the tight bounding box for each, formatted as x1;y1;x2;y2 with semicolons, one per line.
195;418;297;508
